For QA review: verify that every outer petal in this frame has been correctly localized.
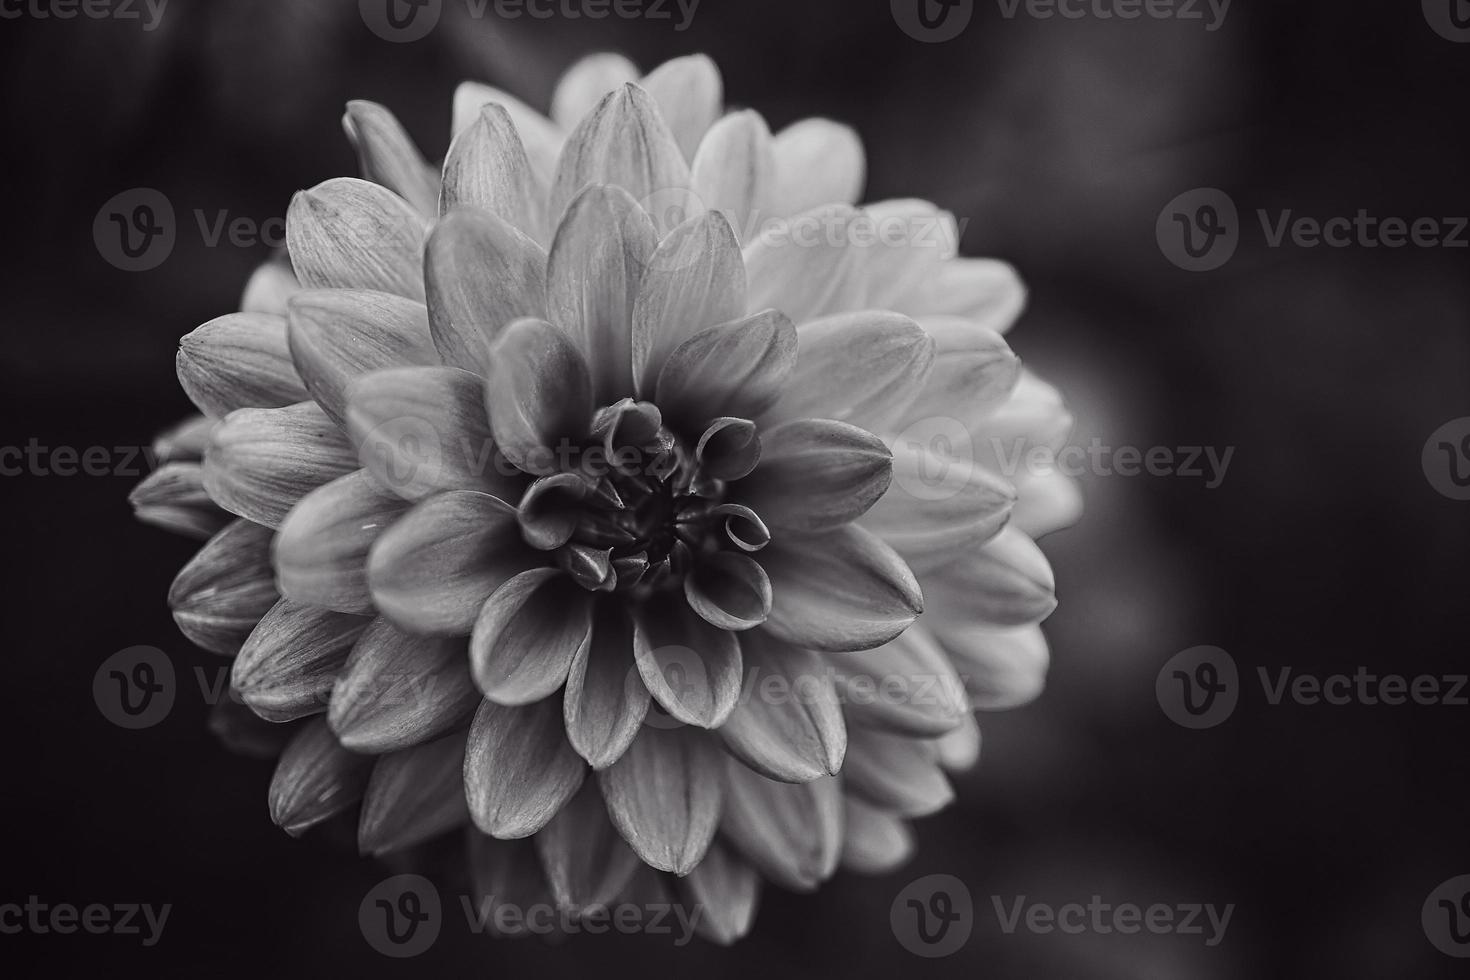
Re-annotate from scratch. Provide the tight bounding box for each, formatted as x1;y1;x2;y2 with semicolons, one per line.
367;491;537;635
343;100;440;219
269;718;373;836
903;258;1028;334
690;110;775;244
240;258;300;316
550;52;639;131
1011;470;1084;539
675;842;760;945
357;733;470;855
632;596;743;729
534;779;640;911
563;603;650;769
471;568;594;705
176;312;308;419
452;81;563;178
719;632;845;782
464;697;586;839
167;518;278;656
738;419;892;532
232;600;370;723
484;317;593;476
742;204;867;323
758;525;922;653
130;462;231;541
286;177;426;300
639;54;723;160
654;309;796;427
424;208;547;373
598;726;722;875
840;796;915;874
441;103;547;244
720;761;842;892
898;315;1020;430
859;199;958;309
768;119;866;217
842;726;954;817
836;625;968;737
274;470;410;614
929;622;1050;710
921;526;1058;629
202;402;358;529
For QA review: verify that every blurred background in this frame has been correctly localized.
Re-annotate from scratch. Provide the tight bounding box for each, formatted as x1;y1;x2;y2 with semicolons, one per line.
2;0;1468;976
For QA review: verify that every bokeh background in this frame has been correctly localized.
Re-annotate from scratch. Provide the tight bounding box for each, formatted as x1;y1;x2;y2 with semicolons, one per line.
3;0;1468;976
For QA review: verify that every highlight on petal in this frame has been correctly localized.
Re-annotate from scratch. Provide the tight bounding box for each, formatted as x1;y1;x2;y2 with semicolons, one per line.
719;631;845;783
859;200;960;310
897;315;1021;432
675;841;760;945
599;726;722;875
936;712;982;772
563;602;650;769
906;258;1028;334
485;317;593;475
471;568;593;705
929;622;1050;710
286;177;427;300
738;419;892;533
840;796;915;874
130;462;231;541
720;760;841;892
367;490;537;635
464;697;586;839
545;184;658;405
758;524;922;653
329;618;480;752
269;718;373;836
768;119;866;217
970;369;1075;475
633;595;743;729
631;209;747;395
534;779;640;911
691;110;775;244
452;81;563;178
177;312;308;419
842;725;954;817
762;311;935;433
922;526;1058;629
167;518;278;655
742;204;868;323
654;309;796;427
232;600;370;722
201;402;358;529
683;550;772;632
836;625;969;737
240;257;300;316
550;52;639;131
441;103;548;243
358;733;469;855
347;365;521;501
343;100;440;219
424;208;547;373
549;83;692;235
639;54;723;160
1011;470;1084;539
274;470;410;614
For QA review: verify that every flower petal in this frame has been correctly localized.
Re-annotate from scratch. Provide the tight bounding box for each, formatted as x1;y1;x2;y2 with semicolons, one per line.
168;518;278;655
675;842;760;945
739;419;892;532
464;697;586;839
564;602;650;769
631;209;746;395
545;184;658;405
286;177;426;300
367;490;537;635
835;625;968;737
654;309;796;427
633;595;743;729
598;726;722;875
898;315;1020;430
842;726;953;817
719;632;845;782
452;81;563;178
683;550;772;632
768;119;866;217
905;258;1027;333
328;618;480;752
639;54;723;160
762;311;935;433
358;733;470;855
1011;470;1084;539
441;103;548;244
485;317;593;475
471;568;593;705
534;779;640;911
970;369;1075;474
549;83;691;234
922;526;1058;629
274;470;411;614
742;205;868;323
240;257;300;315
858;199;958;310
130;462;231;541
202;402;358;529
720;760;841;891
343;100;440;219
936;711;982;771
233;600;371;723
424;208;548;373
695;417;761;482
840;796;915;874
690;110;775;244
176;312;309;419
929;622;1049;710
269;718;373;836
550;52;639;130
759;524;922;653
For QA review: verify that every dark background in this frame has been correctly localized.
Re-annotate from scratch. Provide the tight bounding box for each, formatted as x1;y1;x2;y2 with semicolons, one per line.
3;0;1468;976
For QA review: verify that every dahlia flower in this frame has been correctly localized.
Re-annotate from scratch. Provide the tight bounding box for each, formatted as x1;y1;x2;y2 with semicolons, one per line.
133;53;1078;943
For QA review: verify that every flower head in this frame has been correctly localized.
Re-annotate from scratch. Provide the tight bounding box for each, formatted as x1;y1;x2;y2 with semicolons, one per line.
136;52;1078;943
